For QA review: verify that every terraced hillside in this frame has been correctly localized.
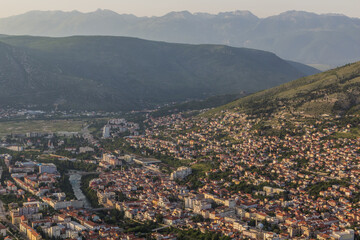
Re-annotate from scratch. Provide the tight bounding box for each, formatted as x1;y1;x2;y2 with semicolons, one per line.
210;62;360;116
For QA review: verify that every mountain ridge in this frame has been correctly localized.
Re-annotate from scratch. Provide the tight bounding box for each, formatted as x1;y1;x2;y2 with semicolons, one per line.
0;35;318;111
0;10;359;67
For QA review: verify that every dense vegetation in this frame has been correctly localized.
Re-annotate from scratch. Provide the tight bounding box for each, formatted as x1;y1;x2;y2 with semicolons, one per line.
55;174;75;200
0;35;317;111
36;158;97;200
80;174;100;208
38;158;97;173
151;93;247;117
0;193;33;209
307;180;348;197
165;228;231;240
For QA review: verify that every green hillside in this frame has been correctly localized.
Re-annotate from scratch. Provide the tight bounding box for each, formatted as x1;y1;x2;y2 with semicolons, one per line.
151;92;248;117
209;62;360;116
0;35;318;111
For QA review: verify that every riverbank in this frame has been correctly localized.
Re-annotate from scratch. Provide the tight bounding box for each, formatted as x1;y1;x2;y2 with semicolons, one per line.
69;171;92;208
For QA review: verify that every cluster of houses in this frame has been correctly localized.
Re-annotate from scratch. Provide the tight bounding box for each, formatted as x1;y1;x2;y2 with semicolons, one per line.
1;108;360;239
0;153;184;240
87;165;356;239
102;118;140;138
123;111;360;239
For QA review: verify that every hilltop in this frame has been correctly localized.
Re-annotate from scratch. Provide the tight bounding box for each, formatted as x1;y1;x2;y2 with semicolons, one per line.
0;10;359;67
208;62;360;116
0;35;317;111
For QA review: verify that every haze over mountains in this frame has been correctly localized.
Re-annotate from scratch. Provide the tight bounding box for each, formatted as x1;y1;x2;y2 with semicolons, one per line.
0;9;359;67
0;35;318;111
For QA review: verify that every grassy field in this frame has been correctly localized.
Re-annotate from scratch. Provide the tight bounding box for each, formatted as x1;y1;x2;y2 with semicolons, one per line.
333;128;360;139
0;120;85;138
191;162;216;173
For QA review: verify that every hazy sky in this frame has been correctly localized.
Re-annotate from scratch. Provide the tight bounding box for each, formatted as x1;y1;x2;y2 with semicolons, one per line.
1;0;360;18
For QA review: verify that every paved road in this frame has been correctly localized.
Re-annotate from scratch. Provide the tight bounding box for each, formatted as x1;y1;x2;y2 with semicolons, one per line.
0;200;7;222
81;124;98;145
0;199;25;240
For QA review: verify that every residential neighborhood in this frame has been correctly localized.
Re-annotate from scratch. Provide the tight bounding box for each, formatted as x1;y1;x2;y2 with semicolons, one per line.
0;112;358;240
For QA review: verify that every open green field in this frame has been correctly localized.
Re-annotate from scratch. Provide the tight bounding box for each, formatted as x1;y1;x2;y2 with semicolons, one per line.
0;120;85;138
333;128;360;139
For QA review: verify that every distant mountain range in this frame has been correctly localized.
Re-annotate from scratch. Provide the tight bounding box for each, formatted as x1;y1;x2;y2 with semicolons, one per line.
209;61;360;116
0;10;359;67
0;35;318;111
